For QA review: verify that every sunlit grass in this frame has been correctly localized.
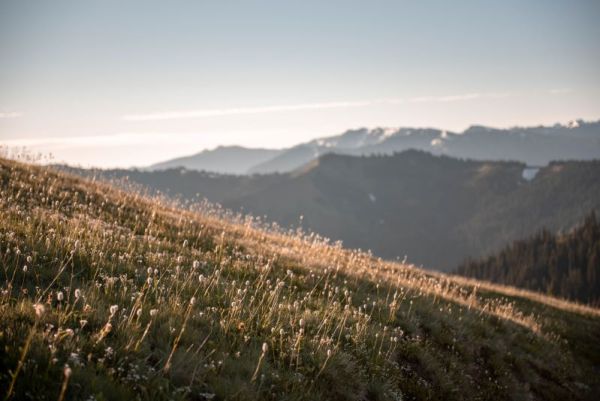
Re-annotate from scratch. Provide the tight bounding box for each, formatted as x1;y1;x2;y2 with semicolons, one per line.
1;155;599;400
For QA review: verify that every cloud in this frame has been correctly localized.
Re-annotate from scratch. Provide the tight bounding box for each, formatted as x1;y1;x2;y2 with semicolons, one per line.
408;92;512;103
1;132;196;149
548;88;572;95
122;92;513;122
122;101;373;121
0;112;23;119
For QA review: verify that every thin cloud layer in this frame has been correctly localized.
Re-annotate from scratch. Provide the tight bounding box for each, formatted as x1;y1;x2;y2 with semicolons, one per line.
0;112;23;119
122;92;512;122
2;133;193;149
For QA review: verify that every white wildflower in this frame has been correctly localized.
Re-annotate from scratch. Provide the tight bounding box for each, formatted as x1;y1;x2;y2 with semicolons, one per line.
34;303;45;318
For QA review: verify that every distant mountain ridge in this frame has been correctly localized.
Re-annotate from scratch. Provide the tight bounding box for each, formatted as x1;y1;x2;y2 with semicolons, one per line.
150;146;282;175
67;150;600;271
149;120;600;174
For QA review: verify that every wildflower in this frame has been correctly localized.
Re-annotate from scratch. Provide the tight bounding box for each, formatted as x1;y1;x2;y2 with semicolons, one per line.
74;289;81;299
193;260;200;269
22;265;27;273
109;305;119;316
57;291;64;302
190;297;196;306
252;343;269;382
147;267;153;275
34;303;45;318
150;309;158;317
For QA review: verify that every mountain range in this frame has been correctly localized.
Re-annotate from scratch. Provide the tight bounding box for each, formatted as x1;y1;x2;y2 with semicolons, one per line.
149;120;600;174
150;146;282;175
66;150;600;271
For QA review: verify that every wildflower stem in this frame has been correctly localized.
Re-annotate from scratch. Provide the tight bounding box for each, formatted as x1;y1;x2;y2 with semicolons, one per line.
251;353;265;382
4;322;37;401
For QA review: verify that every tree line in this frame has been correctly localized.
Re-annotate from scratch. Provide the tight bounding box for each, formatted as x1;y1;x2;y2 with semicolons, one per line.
457;211;600;305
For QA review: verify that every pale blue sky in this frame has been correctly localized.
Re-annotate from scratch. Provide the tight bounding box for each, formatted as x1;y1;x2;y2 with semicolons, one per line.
1;0;599;167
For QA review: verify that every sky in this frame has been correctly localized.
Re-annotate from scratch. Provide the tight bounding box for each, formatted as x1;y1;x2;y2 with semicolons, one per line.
1;0;599;168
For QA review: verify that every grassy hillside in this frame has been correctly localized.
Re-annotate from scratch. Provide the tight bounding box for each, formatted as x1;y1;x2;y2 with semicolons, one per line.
2;157;600;400
62;151;600;271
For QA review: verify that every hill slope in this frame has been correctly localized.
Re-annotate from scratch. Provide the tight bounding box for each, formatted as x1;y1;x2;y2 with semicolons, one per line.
68;151;600;271
457;212;600;305
1;157;600;400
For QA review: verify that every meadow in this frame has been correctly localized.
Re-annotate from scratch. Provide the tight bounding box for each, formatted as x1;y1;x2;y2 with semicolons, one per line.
1;156;599;400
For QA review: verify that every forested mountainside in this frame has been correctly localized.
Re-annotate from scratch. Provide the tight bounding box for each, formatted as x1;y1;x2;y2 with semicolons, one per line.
457;212;600;305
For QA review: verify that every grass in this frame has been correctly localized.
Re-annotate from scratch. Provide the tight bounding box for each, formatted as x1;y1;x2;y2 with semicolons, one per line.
0;156;599;400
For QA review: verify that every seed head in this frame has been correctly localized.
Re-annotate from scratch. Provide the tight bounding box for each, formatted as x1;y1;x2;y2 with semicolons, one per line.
33;303;45;318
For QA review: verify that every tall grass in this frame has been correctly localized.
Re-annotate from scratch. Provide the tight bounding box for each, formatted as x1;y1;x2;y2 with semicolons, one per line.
0;156;599;400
